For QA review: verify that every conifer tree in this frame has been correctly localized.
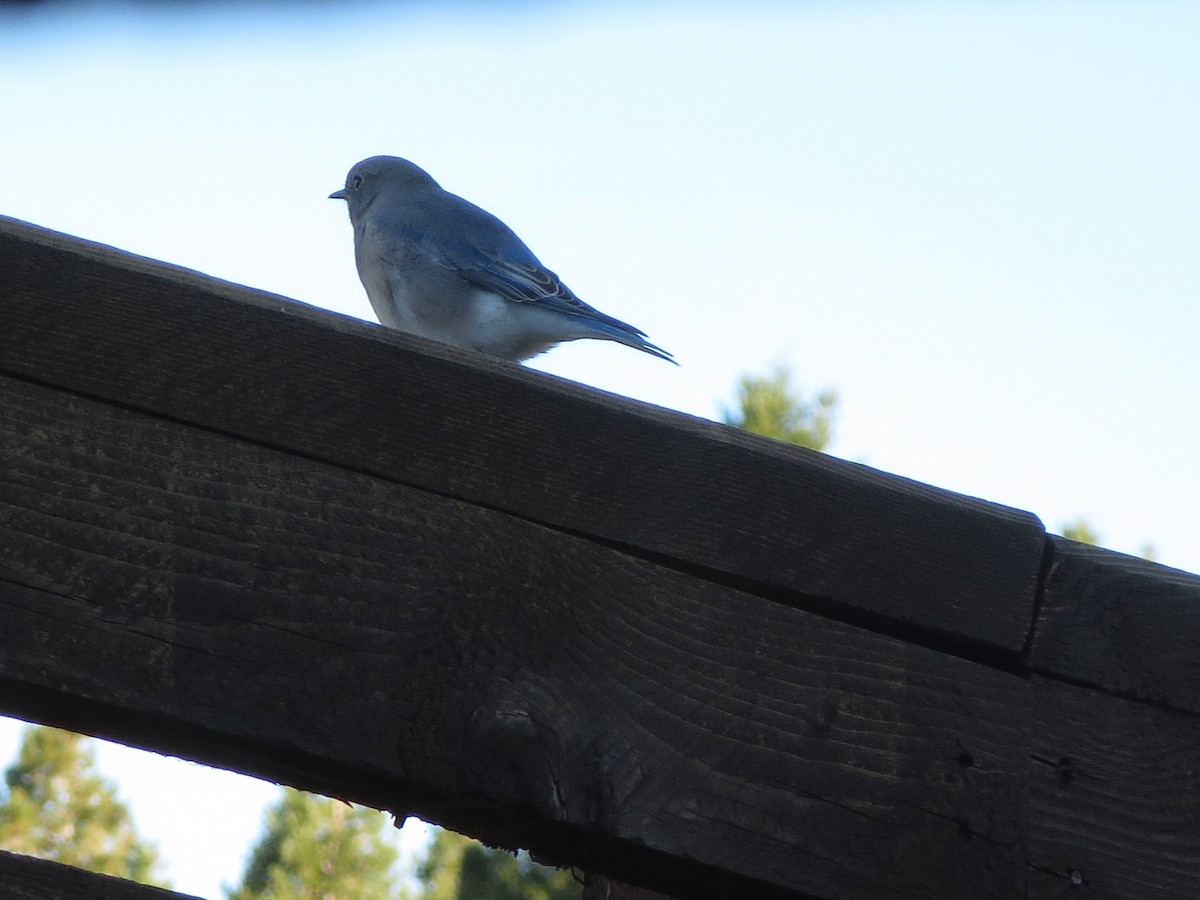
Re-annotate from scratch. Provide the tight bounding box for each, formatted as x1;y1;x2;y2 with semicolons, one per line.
414;827;579;900
1061;517;1100;545
0;724;168;886
227;787;399;900
721;365;837;451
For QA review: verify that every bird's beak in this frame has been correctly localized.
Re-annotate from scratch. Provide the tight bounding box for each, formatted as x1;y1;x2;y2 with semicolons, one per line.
329;189;347;201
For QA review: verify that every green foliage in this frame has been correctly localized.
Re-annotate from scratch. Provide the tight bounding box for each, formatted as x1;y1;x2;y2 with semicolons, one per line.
1060;518;1101;546
227;787;399;900
0;724;167;886
721;365;837;451
1061;518;1159;561
414;827;579;900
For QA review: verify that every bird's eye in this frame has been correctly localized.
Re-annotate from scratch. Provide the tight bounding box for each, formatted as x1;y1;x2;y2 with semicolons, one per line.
352;175;364;190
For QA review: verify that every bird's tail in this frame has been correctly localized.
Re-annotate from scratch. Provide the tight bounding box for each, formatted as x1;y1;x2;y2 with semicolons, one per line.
585;318;677;364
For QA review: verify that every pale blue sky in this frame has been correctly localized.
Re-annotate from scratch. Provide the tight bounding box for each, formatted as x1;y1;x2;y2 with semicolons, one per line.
1;1;1198;896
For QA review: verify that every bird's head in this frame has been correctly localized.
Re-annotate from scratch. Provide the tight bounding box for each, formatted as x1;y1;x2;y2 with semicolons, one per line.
329;155;437;216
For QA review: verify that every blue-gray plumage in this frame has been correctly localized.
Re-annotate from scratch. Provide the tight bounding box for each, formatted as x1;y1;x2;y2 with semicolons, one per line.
330;156;674;364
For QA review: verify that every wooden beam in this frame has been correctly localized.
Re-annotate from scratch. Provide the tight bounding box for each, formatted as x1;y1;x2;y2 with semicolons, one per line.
3;218;1198;899
0;373;1030;900
1025;676;1200;899
583;876;681;900
0;851;201;900
1030;536;1200;715
0;215;1046;657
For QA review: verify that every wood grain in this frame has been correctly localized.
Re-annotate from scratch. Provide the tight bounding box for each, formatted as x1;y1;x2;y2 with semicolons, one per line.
583;875;681;900
1026;675;1200;899
0;215;1045;656
0;373;1030;900
0;852;200;900
1029;536;1200;715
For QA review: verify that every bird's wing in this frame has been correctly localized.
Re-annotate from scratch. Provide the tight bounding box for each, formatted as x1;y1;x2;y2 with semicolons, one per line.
415;194;652;336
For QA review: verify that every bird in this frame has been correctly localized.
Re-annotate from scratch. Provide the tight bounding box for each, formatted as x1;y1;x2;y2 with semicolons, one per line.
329;156;675;364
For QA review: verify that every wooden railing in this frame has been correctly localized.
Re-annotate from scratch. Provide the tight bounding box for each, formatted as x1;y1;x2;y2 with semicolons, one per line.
1;216;1197;899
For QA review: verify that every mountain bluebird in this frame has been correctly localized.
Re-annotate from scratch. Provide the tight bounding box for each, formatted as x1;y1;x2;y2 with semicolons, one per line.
330;156;674;363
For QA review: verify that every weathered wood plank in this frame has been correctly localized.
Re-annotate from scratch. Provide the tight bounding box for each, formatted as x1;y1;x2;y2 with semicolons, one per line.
583;877;680;900
0;215;1045;656
1025;675;1200;899
0;851;200;900
0;373;1030;900
1029;536;1200;715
